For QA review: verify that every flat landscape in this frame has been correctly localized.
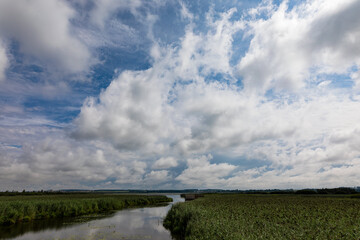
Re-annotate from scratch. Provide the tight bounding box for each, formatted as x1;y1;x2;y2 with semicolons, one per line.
1;0;360;239
164;194;360;240
0;193;171;226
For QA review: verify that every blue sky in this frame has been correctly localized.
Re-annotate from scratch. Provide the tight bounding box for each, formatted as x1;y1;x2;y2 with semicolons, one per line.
1;0;360;190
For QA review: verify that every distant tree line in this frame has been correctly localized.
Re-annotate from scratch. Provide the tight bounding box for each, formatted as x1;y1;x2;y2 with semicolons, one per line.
239;187;358;195
217;187;359;195
0;187;358;196
0;190;80;196
295;187;357;195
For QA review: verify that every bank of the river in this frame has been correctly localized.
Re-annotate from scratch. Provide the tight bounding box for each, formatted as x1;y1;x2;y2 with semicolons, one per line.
0;194;172;226
1;194;183;240
164;194;360;239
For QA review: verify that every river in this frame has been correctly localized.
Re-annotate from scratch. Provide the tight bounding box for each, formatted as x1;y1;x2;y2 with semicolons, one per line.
0;195;184;240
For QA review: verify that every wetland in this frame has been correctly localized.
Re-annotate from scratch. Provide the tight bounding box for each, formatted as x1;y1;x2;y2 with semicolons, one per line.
0;194;182;240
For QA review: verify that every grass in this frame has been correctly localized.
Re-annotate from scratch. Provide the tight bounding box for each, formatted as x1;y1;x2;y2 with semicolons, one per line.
164;194;360;240
0;194;171;225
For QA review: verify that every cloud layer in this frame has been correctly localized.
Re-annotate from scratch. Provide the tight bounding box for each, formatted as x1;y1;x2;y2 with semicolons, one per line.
1;0;360;190
0;0;91;74
239;0;360;92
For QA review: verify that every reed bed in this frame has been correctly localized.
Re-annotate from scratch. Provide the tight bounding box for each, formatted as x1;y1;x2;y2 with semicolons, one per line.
164;194;360;239
0;194;171;225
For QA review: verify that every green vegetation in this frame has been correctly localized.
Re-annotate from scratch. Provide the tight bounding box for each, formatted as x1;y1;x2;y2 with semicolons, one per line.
164;194;360;239
0;194;171;226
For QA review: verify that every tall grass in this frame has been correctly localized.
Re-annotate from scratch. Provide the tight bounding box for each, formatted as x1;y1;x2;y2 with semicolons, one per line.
0;194;171;225
164;194;360;239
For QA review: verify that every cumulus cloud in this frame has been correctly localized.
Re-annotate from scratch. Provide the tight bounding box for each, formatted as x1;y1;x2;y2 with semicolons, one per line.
3;0;360;190
113;160;148;186
176;155;237;188
73;68;178;154
224;158;360;190
144;170;170;185
173;83;296;155
25;138;110;182
152;157;178;169
173;8;244;79
70;1;360;189
239;0;360;92
0;0;91;73
0;130;151;190
73;8;246;155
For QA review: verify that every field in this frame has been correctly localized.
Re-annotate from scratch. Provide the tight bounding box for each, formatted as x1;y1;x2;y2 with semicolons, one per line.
0;193;171;225
164;194;360;239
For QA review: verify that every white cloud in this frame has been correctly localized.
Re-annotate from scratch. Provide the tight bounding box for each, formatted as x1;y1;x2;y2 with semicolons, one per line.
3;1;360;190
73;68;178;154
114;161;147;185
144;170;170;184
0;128;152;190
176;155;237;188
239;0;360;92
173;82;297;155
0;40;8;81
73;9;246;156
0;0;91;73
70;1;360;189
173;8;244;79
224;158;360;190
152;157;178;169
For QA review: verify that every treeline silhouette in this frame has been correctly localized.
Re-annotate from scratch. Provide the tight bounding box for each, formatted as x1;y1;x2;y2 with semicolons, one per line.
0;190;86;196
240;187;358;195
295;187;357;195
0;187;358;196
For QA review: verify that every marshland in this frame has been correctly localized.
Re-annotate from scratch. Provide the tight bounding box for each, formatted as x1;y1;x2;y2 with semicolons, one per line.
164;193;360;240
1;190;360;239
0;193;179;239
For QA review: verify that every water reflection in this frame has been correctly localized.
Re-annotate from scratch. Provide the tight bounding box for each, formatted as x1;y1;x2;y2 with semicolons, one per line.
0;195;184;240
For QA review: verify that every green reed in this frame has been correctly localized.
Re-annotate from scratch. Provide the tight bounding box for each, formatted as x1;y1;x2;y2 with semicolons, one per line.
164;194;360;240
0;194;171;225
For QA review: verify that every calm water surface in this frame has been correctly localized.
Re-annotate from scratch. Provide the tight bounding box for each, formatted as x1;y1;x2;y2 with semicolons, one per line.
0;195;184;240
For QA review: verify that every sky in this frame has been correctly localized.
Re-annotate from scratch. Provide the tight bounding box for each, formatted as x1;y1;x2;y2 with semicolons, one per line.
1;0;360;191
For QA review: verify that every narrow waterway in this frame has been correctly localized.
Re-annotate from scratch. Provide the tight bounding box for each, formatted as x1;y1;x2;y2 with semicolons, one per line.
0;195;184;240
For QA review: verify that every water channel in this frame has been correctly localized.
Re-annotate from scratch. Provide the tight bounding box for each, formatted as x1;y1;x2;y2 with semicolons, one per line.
0;195;184;240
